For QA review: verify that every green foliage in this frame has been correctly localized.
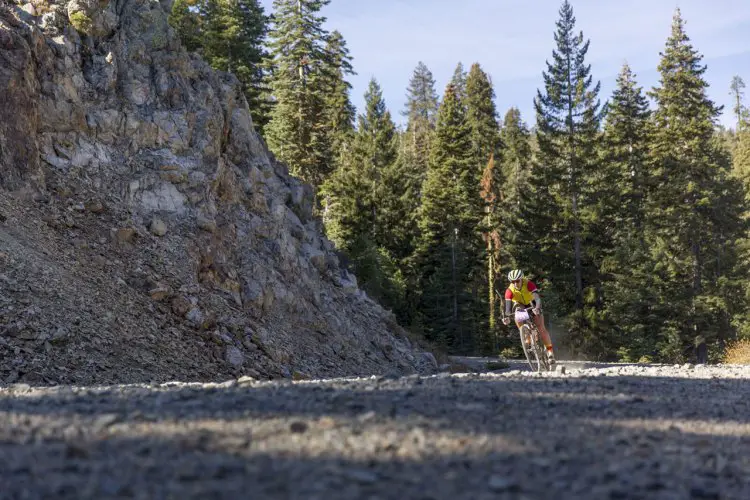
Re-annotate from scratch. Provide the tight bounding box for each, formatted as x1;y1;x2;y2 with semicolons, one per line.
207;0;271;131
320;159;371;251
643;9;746;361
730;76;747;130
264;0;356;189
465;63;501;176
171;0;750;364
69;11;93;34
321;30;356;162
600;64;651;239
403;62;440;127
168;0;272;133
321;79;403;311
450;62;467;101
466;64;502;354
499;108;533;269
479;154;502;349
415;83;485;352
590;65;655;361
531;0;603;344
734;128;750;186
346;235;407;310
401;62;440;192
169;0;201;52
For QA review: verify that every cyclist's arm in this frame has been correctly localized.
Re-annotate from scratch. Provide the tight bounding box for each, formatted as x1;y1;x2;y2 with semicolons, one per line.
503;289;513;317
531;291;541;310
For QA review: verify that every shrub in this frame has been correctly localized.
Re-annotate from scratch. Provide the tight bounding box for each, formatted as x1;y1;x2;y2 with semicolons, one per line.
723;339;750;364
69;11;93;34
500;346;521;359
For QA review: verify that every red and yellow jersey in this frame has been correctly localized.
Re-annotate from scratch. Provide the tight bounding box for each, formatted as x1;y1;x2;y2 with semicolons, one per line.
505;278;538;306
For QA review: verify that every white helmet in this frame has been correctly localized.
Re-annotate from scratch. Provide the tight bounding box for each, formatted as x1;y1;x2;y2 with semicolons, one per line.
508;269;524;281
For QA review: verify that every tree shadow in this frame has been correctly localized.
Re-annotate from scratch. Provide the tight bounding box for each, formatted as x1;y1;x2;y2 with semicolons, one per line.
0;373;748;498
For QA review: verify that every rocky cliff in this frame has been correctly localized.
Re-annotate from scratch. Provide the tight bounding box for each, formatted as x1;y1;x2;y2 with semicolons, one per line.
0;0;437;384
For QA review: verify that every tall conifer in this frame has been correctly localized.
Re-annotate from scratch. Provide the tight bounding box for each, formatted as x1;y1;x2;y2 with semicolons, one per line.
265;0;333;187
321;79;403;308
597;65;654;360
465;63;502;350
532;0;603;337
169;0;271;132
401;62;440;210
416;83;482;351
321;30;356;162
499;108;533;274
647;9;745;360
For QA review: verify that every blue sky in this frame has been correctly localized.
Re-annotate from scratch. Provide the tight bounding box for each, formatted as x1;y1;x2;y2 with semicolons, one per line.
259;0;750;130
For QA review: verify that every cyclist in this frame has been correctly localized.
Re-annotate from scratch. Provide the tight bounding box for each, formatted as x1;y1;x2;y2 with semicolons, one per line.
501;269;556;366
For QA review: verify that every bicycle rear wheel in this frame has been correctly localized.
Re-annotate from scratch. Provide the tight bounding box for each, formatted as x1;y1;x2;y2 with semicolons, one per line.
529;325;551;372
535;342;550;372
520;325;541;372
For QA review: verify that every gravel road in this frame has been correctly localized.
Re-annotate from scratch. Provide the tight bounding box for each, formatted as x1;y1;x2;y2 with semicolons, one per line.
1;362;749;499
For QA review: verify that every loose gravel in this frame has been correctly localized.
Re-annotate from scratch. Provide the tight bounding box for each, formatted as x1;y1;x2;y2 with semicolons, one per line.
1;363;749;499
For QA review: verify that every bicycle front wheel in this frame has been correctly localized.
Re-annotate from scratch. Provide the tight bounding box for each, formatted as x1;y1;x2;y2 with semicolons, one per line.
520;325;541;372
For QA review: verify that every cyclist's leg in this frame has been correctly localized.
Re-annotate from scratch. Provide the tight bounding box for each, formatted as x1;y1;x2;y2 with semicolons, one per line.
533;313;553;352
515;313;533;346
516;321;529;344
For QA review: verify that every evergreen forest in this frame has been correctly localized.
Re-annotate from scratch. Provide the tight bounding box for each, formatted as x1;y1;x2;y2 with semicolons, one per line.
170;0;750;363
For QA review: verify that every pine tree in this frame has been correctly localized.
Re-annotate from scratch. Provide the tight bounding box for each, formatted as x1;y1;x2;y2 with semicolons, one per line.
321;79;403;308
320;160;371;253
647;9;745;361
403;62;440;130
321;30;356;162
597;64;653;360
479;154;502;351
729;77;750;340
500;108;532;206
736;128;750;185
465;63;501;174
398;61;440;311
265;0;333;188
731;77;750;187
465;63;502;352
169;0;202;53
323;79;397;246
169;0;272;132
450;62;468;101
730;76;747;131
204;0;271;132
402;62;439;174
499;108;533;270
356;79;398;185
532;0;603;339
601;64;651;238
416;83;483;352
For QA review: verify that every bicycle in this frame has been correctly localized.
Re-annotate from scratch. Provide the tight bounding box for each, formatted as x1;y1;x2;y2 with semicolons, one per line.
513;305;551;373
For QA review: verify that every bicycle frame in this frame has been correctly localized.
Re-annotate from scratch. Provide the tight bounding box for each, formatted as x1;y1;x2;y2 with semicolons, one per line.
514;306;550;372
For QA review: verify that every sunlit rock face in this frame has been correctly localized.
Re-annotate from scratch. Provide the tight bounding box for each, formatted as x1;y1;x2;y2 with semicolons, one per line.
0;0;436;384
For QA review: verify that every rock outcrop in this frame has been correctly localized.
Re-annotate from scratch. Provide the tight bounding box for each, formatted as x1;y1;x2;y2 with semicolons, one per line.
0;0;436;384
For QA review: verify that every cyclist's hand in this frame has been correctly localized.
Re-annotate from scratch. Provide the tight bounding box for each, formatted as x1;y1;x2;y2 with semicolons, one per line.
533;307;541;316
502;317;511;326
